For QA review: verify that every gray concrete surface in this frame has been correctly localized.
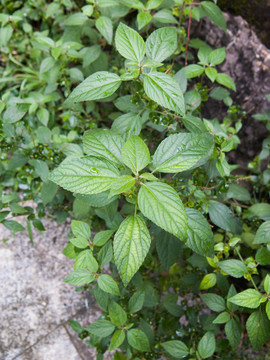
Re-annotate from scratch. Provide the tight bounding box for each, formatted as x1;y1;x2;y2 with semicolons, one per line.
0;217;111;360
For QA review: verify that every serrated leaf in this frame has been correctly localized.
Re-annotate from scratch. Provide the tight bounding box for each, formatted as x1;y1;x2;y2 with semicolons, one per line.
200;293;226;312
121;135;150;174
209;47;226;65
200;273;217;290
93;230;115;246
152;133;214;173
127;329;150;352
83;129;124;167
213;311;230;324
146;27;177;63
144;71;185;115
96;16;113;44
115;23;146;63
112;112;143;138
69;320;83;333
137;12;152;30
201;1;226;31
205;67;217;82
219;259;247;278
109;175;135;197
70;237;89;249
254;221;270;244
109;330;125;351
3;220;24;232
216;73;236;91
153;9;178;24
49;157;119;195
86;320;115;337
64;269;94;286
65;71;121;103
98;274;120;295
156;230;182;269
246;310;270;350
198;331;216;359
74;249;99;272
138;182;187;240
184;64;204;78
228;289;262;308
114;215;151;286
225;318;242;349
71;220;91;239
186;208;214;257
162;340;189;358
208;200;242;234
109;301;127;327
129;290;145;313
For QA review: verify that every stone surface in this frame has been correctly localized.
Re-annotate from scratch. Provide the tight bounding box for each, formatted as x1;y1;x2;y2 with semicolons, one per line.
0;218;112;360
191;13;270;167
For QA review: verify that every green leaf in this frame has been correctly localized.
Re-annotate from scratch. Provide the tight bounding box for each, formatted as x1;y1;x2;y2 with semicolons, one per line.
228;289;262;308
255;247;270;265
82;4;94;16
246;310;270;350
3;104;27;124
209;47;226;65
86;320;115;338
153;9;178;24
114;215;151;286
65;71;121;103
213;311;230;324
119;0;144;9
138;182;187;240
69;320;83;333
156;230;182;269
144;71;185;115
115;23;146;63
82;45;101;67
64;13;88;26
264;274;270;295
98;274;120;295
64;269;94;286
127;329;150;352
226;184;251;202
197;331;216;359
205;67;217;82
152;133;214;173
146;27;177;63
225;318;242;349
109;301;127;327
162;340;189;358
146;0;162;9
3;220;24;232
83;129;124;167
219;259;247;278
109;175;135;197
93;230;115;246
121;135;150;174
201;1;227;31
266;302;270;320
49;157;119;195
137;12;152;30
200;273;217;290
109;330;125;351
216;73;236;91
201;293;226;312
70;237;89;249
71;220;91;239
98;241;113;266
41;181;58;205
254;221;270;244
40;57;55;73
208;200;242;234
74;249;99;272
248;203;270;220
112;112;143;138
96;16;113;44
129;290;145;313
184;64;204;78
186;208;214;257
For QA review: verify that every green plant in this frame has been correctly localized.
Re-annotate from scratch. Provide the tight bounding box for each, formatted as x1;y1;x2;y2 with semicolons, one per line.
1;0;270;359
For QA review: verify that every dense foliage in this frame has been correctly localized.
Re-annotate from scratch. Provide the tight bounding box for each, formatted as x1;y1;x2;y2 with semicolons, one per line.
1;0;270;359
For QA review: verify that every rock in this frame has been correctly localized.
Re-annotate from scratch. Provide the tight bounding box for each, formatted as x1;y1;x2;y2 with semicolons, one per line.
196;13;270;167
0;218;112;359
